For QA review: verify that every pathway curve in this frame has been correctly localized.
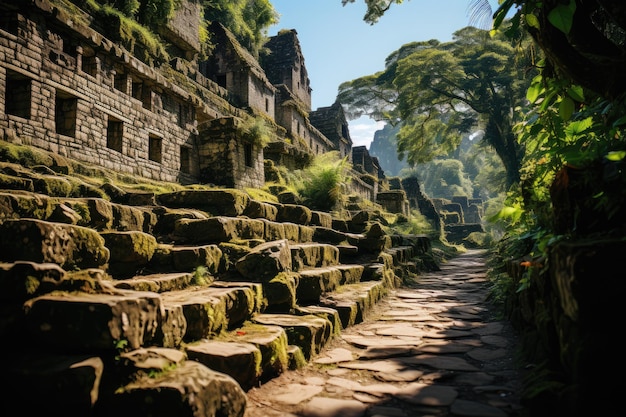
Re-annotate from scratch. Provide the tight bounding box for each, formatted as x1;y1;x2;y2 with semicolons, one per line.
244;249;527;417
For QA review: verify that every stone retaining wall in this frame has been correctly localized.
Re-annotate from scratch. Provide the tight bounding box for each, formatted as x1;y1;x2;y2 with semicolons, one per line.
505;238;625;415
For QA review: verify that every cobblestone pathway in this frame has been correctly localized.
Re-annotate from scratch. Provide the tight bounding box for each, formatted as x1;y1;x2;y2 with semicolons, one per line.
244;249;527;417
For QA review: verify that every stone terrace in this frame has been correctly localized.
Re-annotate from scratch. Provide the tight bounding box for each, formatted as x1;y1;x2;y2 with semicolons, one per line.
0;155;437;417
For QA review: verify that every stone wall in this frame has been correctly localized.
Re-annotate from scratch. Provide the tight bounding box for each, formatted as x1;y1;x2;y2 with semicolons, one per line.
0;4;230;184
202;22;276;120
0;0;405;207
347;172;376;203
198;117;264;189
377;190;409;215
505;239;626;415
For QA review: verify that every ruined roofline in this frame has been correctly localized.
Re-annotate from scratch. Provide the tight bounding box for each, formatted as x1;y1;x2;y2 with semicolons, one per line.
210;21;273;87
275;85;335;150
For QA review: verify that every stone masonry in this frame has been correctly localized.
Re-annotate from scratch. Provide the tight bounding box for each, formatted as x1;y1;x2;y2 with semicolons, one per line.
0;0;387;204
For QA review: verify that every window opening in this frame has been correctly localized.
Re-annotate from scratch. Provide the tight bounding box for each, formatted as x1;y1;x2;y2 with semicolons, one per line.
106;117;123;152
5;70;31;118
55;90;77;137
149;134;162;163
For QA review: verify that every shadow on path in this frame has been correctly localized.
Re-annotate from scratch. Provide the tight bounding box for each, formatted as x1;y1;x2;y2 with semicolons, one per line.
244;249;527;417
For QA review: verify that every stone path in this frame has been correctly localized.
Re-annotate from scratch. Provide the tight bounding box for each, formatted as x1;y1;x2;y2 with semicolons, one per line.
243;249;527;417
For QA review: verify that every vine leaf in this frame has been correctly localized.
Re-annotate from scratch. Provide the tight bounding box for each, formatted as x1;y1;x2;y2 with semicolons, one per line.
559;96;575;120
548;0;576;34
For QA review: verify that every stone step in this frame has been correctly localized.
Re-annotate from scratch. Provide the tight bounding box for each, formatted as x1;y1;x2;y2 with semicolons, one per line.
98;353;246;417
0;218;110;270
160;285;261;342
251;313;334;361
289;242;340;270
185;320;296;390
23;289;163;351
0;187;434;415
320;280;388;328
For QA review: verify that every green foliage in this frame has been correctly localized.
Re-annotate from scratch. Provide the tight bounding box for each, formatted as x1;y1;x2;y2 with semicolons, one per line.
203;0;278;58
114;339;129;358
136;0;178;27
387;209;432;235
494;55;626;254
297;152;352;211
341;0;405;25
240;117;272;147
192;266;210;286
412;159;473;200
66;1;170;63
338;25;537;188
101;0;140;16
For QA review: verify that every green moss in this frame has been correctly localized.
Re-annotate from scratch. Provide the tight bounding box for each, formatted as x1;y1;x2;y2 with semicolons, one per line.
191;266;211;286
0;173;34;192
68;225;110;269
33;175;73;197
67;201;91;225
288;345;307;370
245;187;278;203
24;275;41;296
0;141;54;167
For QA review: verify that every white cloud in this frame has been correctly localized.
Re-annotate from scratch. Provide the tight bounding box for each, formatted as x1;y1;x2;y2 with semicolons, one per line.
348;116;386;149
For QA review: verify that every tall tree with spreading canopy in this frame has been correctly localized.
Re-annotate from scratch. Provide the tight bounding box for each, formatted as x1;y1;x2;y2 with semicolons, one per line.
338;25;536;188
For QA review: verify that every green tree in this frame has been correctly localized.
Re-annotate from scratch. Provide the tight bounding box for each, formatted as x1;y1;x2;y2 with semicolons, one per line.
338;25;536;188
203;0;278;58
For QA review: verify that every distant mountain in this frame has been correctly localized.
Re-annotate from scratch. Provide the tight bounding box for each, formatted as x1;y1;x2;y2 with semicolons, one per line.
368;123;408;177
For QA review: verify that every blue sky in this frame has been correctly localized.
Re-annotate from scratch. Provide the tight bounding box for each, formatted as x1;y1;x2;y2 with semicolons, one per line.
268;0;500;148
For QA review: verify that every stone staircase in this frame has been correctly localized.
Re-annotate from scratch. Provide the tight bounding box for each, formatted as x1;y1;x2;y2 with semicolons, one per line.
0;173;436;416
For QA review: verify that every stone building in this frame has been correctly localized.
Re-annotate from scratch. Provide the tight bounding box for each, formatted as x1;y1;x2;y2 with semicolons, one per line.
309;100;353;161
0;0;390;202
260;29;336;168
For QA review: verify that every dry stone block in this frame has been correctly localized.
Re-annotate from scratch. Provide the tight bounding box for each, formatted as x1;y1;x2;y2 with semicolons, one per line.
0;191;54;220
23;290;163;350
261;218;286;241
201;285;259;328
186;340;262;390
235;239;292;282
264;271;298;310
244;199;278;220
222;322;289;380
98;361;246;417
158;189;250;216
0;260;66;302
160;287;229;341
154;303;187;348
297;267;343;303
169;244;224;274
172;216;264;244
252;313;333;360
114;272;194;293
310;210;332;228
6;354;104;416
0;218;109;270
277;203;312;225
290;243;339;271
282;222;300;241
101;230;158;278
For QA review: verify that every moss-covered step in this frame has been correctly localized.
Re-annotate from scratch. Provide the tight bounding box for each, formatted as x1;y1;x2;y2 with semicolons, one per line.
251;313;333;361
160;285;261;341
23;289;163;351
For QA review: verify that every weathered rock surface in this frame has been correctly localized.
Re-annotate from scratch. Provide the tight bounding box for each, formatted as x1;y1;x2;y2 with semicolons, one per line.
0;182;437;416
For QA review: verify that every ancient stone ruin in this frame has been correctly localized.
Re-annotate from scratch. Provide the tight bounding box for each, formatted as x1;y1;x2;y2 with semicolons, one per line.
0;0;386;196
0;1;444;415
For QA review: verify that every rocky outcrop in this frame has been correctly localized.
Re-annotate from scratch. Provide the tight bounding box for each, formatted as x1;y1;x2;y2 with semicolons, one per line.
0;160;437;416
